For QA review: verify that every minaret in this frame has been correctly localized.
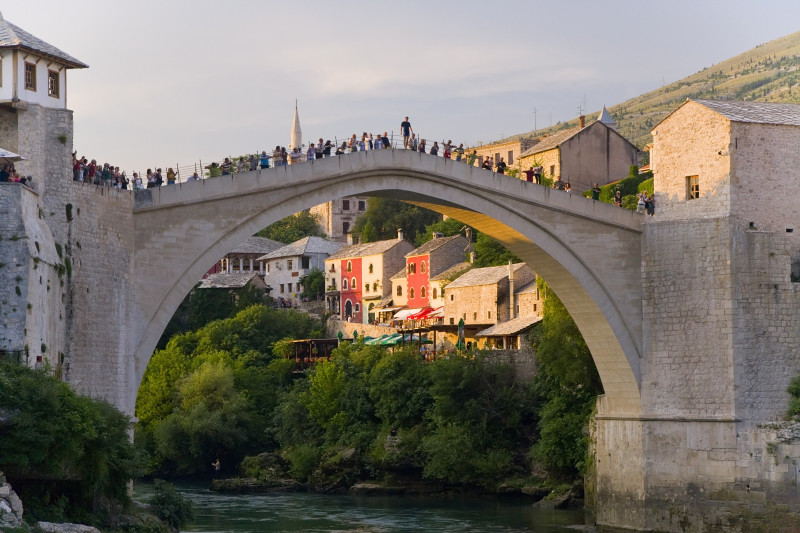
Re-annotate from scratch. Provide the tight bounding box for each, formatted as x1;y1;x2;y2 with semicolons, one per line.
290;100;302;150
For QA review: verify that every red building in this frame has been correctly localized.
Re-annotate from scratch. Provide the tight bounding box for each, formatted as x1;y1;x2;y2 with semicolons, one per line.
341;257;363;322
404;234;470;311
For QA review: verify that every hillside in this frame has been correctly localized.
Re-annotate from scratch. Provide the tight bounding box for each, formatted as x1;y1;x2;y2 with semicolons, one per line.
503;30;800;152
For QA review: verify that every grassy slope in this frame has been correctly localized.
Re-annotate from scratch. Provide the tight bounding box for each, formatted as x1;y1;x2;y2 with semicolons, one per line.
501;30;800;149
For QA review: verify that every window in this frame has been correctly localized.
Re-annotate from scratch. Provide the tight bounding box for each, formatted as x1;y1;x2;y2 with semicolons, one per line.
421;287;426;298
372;282;378;291
343;221;350;234
396;285;402;296
410;288;415;299
450;318;454;325
549;165;555;177
287;283;292;292
346;261;352;272
301;257;310;269
473;312;477;320
408;263;416;274
364;283;370;293
450;294;454;301
25;62;36;91
343;278;349;290
287;259;293;270
432;288;437;299
508;150;514;164
48;70;59;98
280;284;285;293
355;303;360;312
267;263;270;272
368;263;373;274
534;303;537;312
494;152;500;164
421;261;426;273
687;175;700;200
342;199;350;211
351;277;357;289
487;311;491;319
358;200;366;211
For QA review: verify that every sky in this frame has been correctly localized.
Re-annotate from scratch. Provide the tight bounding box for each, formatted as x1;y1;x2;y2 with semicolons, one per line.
6;1;800;174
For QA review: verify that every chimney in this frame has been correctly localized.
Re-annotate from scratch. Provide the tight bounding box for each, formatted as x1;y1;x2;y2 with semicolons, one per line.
397;228;404;240
579;115;585;128
508;260;516;320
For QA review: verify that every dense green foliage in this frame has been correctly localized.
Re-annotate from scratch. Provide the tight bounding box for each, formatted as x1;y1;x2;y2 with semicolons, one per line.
0;363;144;523
352;198;441;244
157;282;270;349
136;305;317;475
299;268;325;300
788;375;800;418
581;166;653;210
256;210;324;243
149;480;194;530
529;280;603;477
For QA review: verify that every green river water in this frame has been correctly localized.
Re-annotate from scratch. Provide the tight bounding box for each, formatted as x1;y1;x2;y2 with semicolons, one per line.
134;482;591;533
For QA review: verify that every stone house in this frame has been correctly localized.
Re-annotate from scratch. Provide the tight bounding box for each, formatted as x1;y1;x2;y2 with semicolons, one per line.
519;108;639;193
428;261;472;312
257;236;344;306
310;197;369;243
443;262;535;332
196;272;270;303
324;232;413;323
474;279;545;349
464;138;538;169
211;236;282;276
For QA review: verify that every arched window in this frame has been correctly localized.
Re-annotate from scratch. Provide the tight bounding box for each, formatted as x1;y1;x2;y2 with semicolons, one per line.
364;283;370;293
368;263;374;274
346;261;352;273
372;282;378;292
396;285;402;296
410;288;415;299
355;303;360;312
421;286;426;298
408;263;416;274
343;278;348;290
421;261;426;273
351;277;357;289
432;288;437;299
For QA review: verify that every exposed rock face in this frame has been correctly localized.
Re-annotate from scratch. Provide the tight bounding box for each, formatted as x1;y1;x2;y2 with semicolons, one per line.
0;471;23;528
36;522;102;533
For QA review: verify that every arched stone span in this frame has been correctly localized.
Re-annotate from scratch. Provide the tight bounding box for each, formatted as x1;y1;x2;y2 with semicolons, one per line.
132;149;643;418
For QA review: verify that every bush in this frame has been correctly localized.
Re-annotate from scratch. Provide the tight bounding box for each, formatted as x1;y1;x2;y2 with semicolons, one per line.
283;444;321;482
149;480;193;530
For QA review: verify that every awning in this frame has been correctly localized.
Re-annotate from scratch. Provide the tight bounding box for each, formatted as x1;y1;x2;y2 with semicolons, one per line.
428;306;444;318
407;307;433;320
374;306;403;313
393;308;424;320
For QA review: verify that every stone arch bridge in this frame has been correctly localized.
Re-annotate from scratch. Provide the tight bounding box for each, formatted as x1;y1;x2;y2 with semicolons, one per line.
132;149;644;420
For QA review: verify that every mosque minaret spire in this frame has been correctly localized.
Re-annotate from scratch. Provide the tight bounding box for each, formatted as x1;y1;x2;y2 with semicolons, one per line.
290;100;302;150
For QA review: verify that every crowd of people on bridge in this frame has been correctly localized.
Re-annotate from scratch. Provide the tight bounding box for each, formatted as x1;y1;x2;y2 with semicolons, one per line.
0;164;29;185
61;115;654;216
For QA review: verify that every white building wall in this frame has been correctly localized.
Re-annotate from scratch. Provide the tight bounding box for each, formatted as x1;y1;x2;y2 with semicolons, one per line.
4;51;68;109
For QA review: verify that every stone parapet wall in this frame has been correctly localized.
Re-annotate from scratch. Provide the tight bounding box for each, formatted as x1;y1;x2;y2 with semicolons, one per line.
327;319;397;339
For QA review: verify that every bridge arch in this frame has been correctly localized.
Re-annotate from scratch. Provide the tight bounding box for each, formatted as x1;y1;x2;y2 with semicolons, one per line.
132;150;643;418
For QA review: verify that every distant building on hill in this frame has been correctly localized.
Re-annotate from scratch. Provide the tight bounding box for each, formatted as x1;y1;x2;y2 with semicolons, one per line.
310;196;369;242
465;138;538;170
518;109;639;193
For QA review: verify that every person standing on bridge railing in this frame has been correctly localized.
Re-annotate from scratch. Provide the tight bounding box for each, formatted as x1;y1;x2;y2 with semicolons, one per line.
401;116;413;148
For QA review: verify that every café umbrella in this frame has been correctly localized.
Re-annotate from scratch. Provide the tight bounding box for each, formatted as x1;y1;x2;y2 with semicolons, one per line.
0;148;25;165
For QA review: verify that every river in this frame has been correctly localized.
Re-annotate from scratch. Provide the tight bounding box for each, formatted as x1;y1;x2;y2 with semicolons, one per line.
134;482;592;533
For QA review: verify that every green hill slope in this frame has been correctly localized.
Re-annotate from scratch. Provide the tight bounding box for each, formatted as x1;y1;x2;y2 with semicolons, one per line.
505;30;800;151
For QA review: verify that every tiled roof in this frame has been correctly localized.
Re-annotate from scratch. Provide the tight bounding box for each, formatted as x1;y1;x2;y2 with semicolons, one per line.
228;236;283;255
515;280;539;295
198;272;263;289
520;126;583;157
406;235;467;257
391;267;407;279
475;316;542;337
446;263;529;289
326;238;407;261
0;16;88;68
257;236;344;261
430;261;472;282
692;99;800;126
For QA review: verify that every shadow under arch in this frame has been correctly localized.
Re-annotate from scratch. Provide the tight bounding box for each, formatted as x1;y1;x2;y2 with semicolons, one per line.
132;151;643;418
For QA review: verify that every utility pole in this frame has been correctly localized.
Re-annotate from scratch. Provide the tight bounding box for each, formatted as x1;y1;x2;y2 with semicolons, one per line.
533;107;537;135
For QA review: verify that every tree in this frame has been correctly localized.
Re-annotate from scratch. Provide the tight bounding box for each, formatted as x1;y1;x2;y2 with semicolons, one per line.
414;217;467;246
257;211;324;243
472;232;521;267
299;268;325;300
352;198;441;243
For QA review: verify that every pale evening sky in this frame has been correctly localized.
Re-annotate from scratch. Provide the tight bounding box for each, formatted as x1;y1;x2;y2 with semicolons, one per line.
5;1;800;174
